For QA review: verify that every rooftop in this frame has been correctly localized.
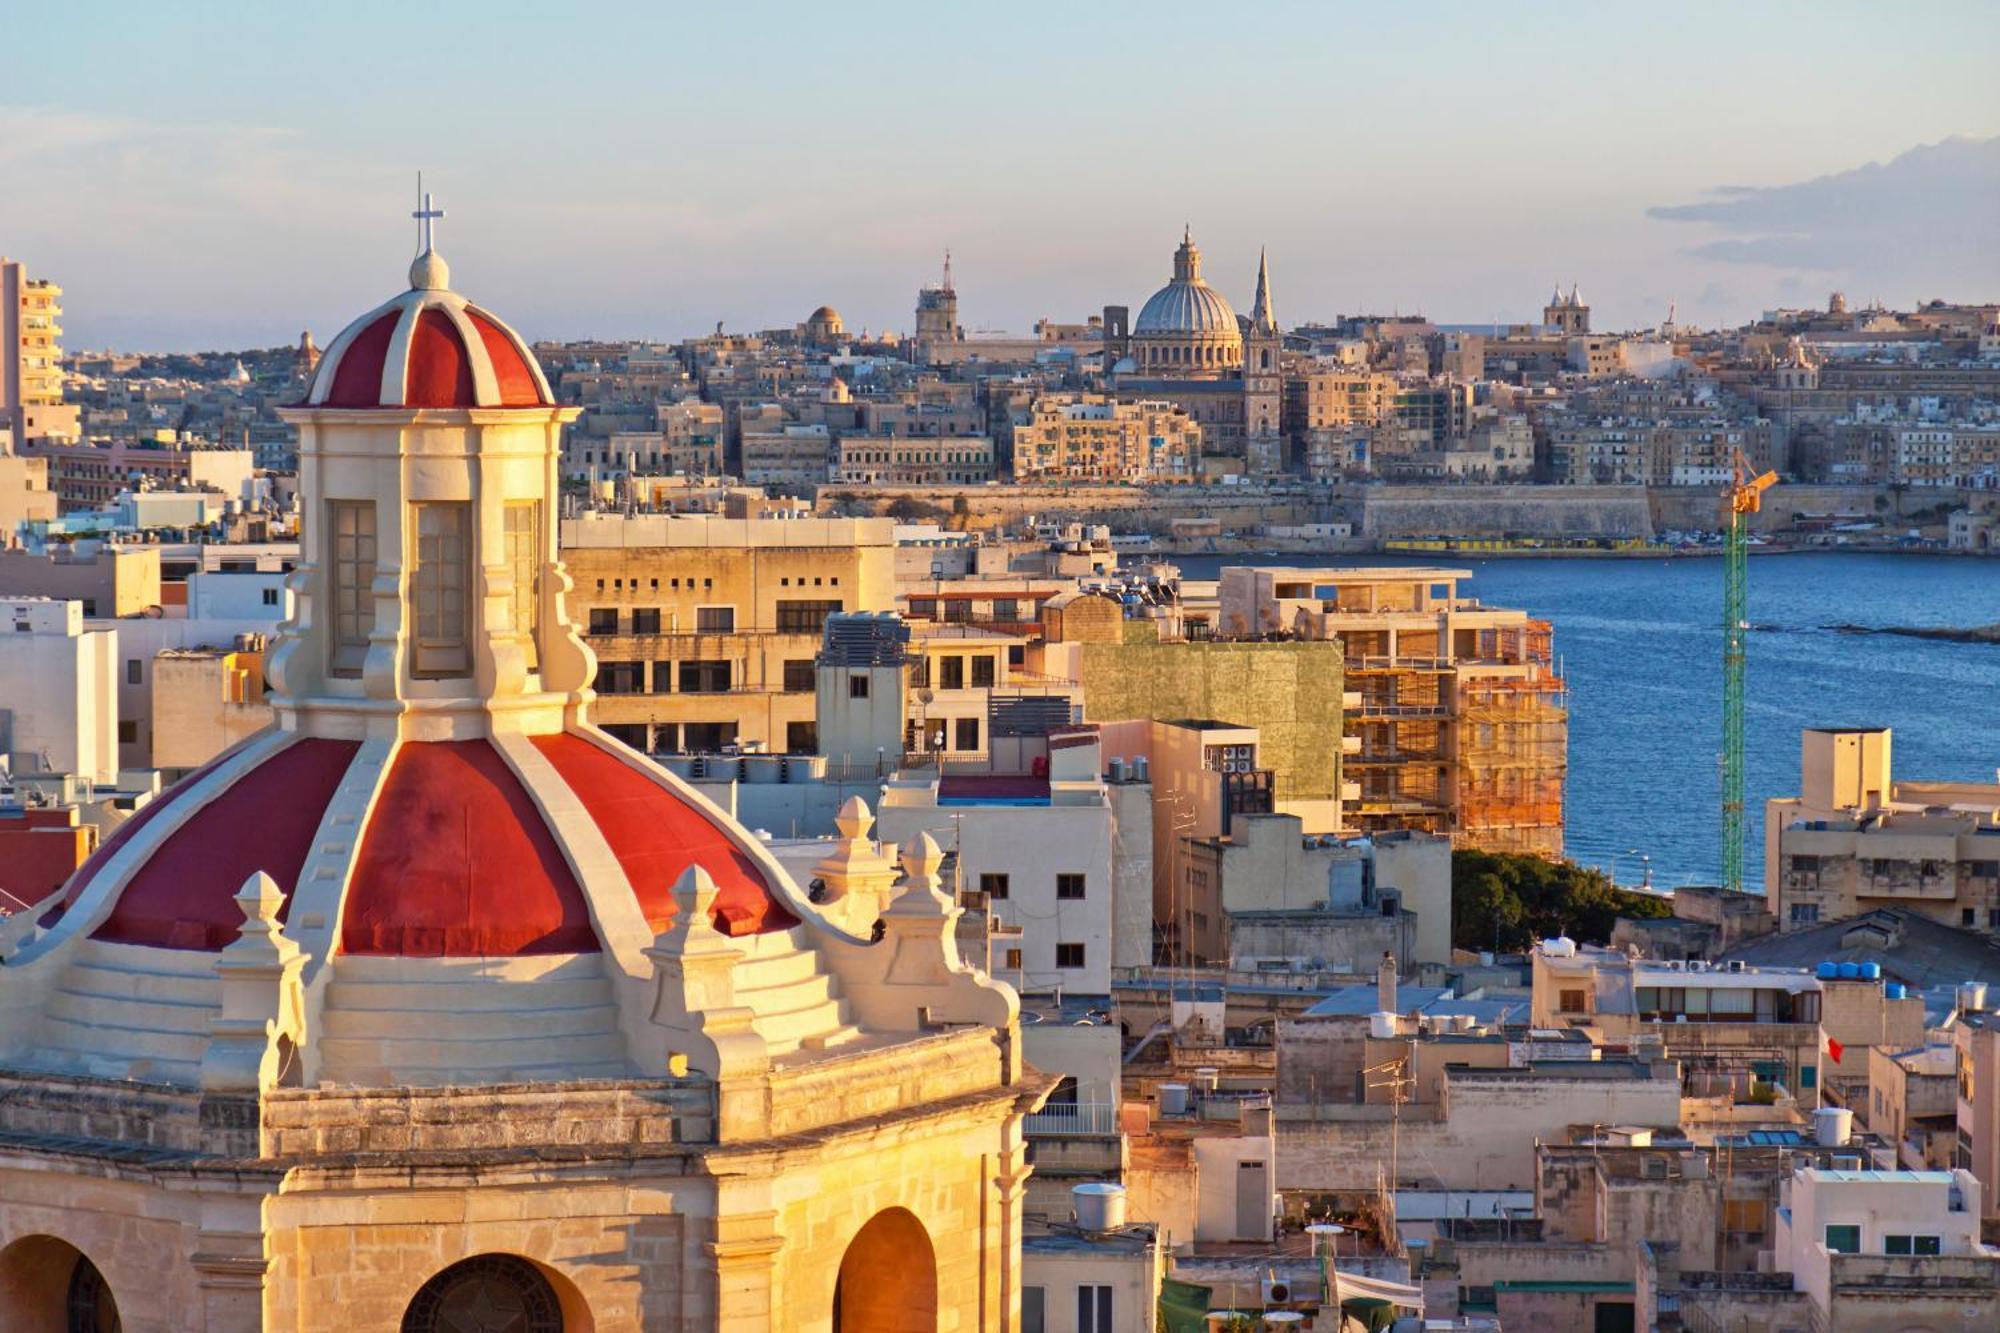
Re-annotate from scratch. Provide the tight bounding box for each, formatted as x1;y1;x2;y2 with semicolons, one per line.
1718;909;2000;988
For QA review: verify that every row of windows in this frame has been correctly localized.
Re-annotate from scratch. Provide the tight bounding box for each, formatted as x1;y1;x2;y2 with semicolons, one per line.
588;606;736;636
1020;1284;1112;1333
587;600;850;637
975;873;1088;901
327;499;537;679
910;654;996;689
1824;1225;1940;1256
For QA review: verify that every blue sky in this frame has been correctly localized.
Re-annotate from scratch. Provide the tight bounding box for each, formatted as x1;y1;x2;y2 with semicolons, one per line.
5;1;1996;350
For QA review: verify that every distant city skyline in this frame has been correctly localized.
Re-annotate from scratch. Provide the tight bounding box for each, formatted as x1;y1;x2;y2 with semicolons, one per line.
5;1;1997;351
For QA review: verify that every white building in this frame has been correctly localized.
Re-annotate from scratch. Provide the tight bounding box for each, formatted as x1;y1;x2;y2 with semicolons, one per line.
1771;1165;1994;1325
184;568;292;621
876;732;1119;996
0;597;117;785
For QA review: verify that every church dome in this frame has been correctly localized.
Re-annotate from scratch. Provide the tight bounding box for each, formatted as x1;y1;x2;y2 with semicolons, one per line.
1135;276;1237;335
0;231;861;1091
39;730;797;957
304;251;552;409
1134;229;1239;335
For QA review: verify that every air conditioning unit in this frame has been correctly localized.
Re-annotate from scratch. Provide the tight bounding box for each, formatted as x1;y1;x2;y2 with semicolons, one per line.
1261;1278;1293;1304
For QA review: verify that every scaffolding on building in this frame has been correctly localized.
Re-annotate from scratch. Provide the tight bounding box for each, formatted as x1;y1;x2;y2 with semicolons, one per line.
1453;621;1568;857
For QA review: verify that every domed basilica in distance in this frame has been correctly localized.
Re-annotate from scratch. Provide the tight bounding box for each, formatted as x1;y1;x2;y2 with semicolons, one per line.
0;205;1047;1331
1110;229;1284;471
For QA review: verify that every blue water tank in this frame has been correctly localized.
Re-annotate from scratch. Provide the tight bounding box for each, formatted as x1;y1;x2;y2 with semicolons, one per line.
1859;962;1881;981
1885;982;1906;1000
1838;962;1862;980
1816;962;1839;979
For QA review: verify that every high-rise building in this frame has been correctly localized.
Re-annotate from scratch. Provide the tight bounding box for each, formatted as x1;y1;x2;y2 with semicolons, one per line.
1;257;81;445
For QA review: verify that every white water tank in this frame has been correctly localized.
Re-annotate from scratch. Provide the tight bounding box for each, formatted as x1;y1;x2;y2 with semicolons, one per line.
1109;758;1129;783
1959;981;1989;1014
1073;1182;1126;1232
1263;1315;1306;1327
1135;754;1151;782
1194;1066;1220;1094
1541;936;1577;958
1814;1106;1854;1147
1369;1011;1398;1040
1159;1083;1191;1116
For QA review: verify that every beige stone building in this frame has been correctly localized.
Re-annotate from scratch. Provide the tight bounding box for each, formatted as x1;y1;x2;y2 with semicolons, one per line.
1768;727;2000;934
0;452;58;534
832;432;996;485
1009;394;1201;481
560;510;895;755
2;256;80;445
0;543;162;618
0;239;1044;1331
1219;566;1567;856
149;641;272;774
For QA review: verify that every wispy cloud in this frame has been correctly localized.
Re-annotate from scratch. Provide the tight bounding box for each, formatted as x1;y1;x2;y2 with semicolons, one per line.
1648;136;2000;300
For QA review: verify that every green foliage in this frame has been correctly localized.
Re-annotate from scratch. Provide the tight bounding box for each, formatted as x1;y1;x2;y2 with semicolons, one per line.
1450;849;1673;953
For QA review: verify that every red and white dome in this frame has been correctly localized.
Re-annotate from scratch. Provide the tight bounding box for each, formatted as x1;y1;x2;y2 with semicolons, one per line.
0;239;893;1091
40;729;799;957
303;250;553;409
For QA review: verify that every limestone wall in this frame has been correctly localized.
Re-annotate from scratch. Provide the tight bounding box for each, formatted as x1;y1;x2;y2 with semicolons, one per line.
1361;485;1655;539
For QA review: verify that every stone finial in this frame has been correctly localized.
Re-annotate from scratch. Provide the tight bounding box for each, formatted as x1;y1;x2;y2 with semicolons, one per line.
644;866;770;1136
202;870;308;1093
900;831;944;886
677;863;722;932
236;869;286;934
886;831;956;923
835;795;873;842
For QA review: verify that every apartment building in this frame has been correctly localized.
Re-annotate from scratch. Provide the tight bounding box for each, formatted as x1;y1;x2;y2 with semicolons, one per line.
1219;566;1566;856
2;257;80;444
16;439;253;512
1954;1006;2000;1224
739;421;830;490
831;433;996;485
0;598;118;786
905;624;1082;764
1768;727;2000;935
0;454;58;533
1008;394;1202;482
1895;424;2000;488
875;729;1116;996
1533;941;1828;1101
558;511;895;755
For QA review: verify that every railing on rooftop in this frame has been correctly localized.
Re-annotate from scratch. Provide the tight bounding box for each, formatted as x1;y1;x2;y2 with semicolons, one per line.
1024;1102;1118;1137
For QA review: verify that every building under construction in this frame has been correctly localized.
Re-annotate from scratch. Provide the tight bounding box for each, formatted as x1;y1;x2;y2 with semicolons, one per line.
1218;567;1567;856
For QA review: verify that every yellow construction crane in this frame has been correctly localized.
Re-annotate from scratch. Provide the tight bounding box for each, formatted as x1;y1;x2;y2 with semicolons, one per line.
1721;452;1778;894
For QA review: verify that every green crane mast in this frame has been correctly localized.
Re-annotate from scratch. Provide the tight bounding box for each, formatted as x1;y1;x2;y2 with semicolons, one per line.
1722;455;1777;894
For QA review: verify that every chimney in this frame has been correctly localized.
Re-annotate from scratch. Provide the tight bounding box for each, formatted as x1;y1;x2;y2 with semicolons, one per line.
1377;951;1398;1015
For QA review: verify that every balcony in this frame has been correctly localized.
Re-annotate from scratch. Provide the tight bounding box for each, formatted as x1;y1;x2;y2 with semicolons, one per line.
1351;699;1449;719
1024;1102;1118;1137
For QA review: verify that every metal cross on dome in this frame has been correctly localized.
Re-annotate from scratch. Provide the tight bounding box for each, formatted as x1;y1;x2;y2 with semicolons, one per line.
412;175;445;254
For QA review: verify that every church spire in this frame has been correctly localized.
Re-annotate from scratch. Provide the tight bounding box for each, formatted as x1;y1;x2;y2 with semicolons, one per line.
1252;246;1276;334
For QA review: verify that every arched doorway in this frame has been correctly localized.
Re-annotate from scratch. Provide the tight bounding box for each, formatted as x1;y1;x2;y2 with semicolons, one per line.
402;1254;564;1333
833;1207;936;1333
0;1236;121;1333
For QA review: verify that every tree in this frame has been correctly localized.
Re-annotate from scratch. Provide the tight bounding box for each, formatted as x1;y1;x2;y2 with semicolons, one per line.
1450;849;1672;953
